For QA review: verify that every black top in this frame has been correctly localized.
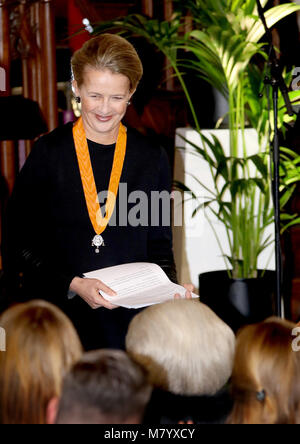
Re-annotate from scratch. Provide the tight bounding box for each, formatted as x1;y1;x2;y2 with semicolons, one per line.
2;122;177;349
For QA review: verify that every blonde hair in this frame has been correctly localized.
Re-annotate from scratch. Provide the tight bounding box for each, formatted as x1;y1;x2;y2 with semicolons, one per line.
0;300;83;424
126;299;235;396
228;317;300;424
71;34;143;91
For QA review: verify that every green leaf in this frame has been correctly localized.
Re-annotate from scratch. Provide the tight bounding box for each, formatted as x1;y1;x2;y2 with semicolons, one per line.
281;213;298;221
176;134;217;168
248;4;300;43
249;154;269;178
281;217;300;233
172;180;197;200
215;158;229;182
280;185;296;209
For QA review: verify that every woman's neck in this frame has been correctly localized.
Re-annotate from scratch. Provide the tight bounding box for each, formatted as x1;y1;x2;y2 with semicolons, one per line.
82;120;119;145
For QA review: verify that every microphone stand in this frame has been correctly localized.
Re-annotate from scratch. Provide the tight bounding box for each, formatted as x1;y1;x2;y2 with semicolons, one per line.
255;0;295;319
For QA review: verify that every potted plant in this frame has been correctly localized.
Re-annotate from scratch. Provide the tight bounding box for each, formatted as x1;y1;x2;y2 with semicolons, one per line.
174;65;300;330
92;0;300;328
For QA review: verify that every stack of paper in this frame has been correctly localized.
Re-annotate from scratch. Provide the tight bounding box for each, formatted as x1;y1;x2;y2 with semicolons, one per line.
84;262;199;309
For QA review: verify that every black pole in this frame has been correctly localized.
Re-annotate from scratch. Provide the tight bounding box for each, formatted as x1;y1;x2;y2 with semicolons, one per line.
255;0;295;318
272;84;282;317
256;0;294;117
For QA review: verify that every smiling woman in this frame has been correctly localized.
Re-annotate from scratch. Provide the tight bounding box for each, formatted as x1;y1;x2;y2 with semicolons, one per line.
71;33;142;145
72;68;133;144
3;34;187;351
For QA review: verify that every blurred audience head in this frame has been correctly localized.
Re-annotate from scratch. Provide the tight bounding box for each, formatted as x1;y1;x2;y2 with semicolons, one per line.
126;299;235;396
55;349;152;424
228;316;300;424
0;299;82;424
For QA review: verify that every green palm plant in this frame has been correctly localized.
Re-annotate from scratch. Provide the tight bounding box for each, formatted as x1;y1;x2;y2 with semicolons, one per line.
92;0;300;278
245;65;300;232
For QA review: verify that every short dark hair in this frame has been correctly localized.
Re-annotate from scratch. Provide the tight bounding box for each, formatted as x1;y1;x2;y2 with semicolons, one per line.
56;349;152;424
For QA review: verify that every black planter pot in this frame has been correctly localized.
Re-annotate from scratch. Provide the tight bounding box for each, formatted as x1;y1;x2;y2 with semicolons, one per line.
199;270;276;333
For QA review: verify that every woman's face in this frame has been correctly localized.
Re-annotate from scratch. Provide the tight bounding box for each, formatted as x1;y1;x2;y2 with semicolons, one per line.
73;68;134;144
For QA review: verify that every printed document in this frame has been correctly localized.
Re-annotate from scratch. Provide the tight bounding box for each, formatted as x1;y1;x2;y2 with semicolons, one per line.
84;262;198;308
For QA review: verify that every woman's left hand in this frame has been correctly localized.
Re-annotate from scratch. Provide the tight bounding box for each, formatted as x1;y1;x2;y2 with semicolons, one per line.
174;283;194;300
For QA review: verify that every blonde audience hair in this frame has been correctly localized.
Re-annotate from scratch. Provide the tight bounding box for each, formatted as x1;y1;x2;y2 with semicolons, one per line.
71;33;143;91
126;299;235;396
227;317;300;424
0;300;83;424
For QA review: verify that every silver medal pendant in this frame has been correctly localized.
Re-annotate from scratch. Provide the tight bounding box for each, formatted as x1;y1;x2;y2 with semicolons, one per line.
92;234;104;253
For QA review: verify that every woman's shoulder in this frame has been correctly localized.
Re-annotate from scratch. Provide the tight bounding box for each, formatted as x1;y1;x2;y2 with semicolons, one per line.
127;126;161;148
20;123;74;171
35;122;74;150
126;126;166;163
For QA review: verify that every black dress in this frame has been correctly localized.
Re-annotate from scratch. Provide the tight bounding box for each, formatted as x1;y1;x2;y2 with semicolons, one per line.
2;121;177;350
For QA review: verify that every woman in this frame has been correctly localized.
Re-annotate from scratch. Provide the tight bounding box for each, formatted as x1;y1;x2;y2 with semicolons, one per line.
0;300;82;424
227;317;300;424
3;34;190;350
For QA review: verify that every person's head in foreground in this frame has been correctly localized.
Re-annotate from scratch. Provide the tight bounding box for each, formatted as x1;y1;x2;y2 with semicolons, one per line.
54;349;152;424
227;316;300;424
71;33;143;143
126;299;235;396
0;300;82;424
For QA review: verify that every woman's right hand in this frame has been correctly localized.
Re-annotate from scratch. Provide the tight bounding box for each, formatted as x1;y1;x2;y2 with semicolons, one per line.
69;277;118;310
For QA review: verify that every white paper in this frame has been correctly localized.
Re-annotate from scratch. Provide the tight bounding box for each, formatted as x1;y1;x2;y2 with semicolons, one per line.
84;262;199;308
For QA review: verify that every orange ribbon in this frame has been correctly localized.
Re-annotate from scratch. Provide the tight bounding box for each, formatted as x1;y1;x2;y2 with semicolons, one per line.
73;116;127;237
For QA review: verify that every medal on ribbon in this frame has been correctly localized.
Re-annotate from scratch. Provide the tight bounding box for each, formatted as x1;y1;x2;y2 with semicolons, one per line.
73;117;127;253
